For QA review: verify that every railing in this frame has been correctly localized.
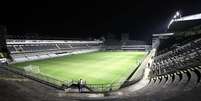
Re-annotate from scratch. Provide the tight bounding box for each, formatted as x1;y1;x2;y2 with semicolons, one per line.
85;81;124;92
4;66;128;93
5;66;65;89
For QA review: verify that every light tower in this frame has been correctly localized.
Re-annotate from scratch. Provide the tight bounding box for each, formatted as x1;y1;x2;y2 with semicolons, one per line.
168;11;182;29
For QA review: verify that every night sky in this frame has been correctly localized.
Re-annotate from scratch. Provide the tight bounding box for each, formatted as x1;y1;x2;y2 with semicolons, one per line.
1;0;201;41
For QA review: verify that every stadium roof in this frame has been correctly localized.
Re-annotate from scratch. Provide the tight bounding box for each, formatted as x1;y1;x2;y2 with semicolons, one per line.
152;33;174;37
175;13;201;21
168;13;201;32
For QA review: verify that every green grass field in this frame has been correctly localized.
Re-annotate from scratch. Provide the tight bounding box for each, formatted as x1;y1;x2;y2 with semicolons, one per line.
10;51;146;85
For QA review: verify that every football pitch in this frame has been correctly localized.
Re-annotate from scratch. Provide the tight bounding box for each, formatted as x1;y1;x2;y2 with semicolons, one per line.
10;51;146;85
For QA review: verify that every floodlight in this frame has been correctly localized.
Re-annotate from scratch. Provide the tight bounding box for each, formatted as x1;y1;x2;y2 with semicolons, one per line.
176;11;180;16
173;15;177;19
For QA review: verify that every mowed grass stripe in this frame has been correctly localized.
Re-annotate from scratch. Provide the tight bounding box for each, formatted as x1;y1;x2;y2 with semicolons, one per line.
10;51;146;84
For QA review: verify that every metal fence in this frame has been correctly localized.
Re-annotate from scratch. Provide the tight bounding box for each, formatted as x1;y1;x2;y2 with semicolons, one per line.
4;66;127;92
5;66;65;89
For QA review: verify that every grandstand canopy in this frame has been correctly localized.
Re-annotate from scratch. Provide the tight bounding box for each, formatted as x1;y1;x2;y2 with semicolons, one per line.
168;13;201;32
152;33;174;37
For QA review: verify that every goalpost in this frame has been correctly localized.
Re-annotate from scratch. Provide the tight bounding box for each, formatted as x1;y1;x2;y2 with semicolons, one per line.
24;65;40;75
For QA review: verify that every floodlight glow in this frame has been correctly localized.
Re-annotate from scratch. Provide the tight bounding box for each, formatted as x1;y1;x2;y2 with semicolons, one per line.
173;15;177;19
176;11;180;17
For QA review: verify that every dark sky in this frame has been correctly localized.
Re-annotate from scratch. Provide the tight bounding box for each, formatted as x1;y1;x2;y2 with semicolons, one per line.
1;0;201;41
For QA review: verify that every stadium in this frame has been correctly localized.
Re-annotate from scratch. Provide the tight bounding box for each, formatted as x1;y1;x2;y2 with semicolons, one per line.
1;1;201;101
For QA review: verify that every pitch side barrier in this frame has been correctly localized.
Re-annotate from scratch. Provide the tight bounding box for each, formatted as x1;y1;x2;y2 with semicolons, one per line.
3;66;64;89
3;65;131;93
